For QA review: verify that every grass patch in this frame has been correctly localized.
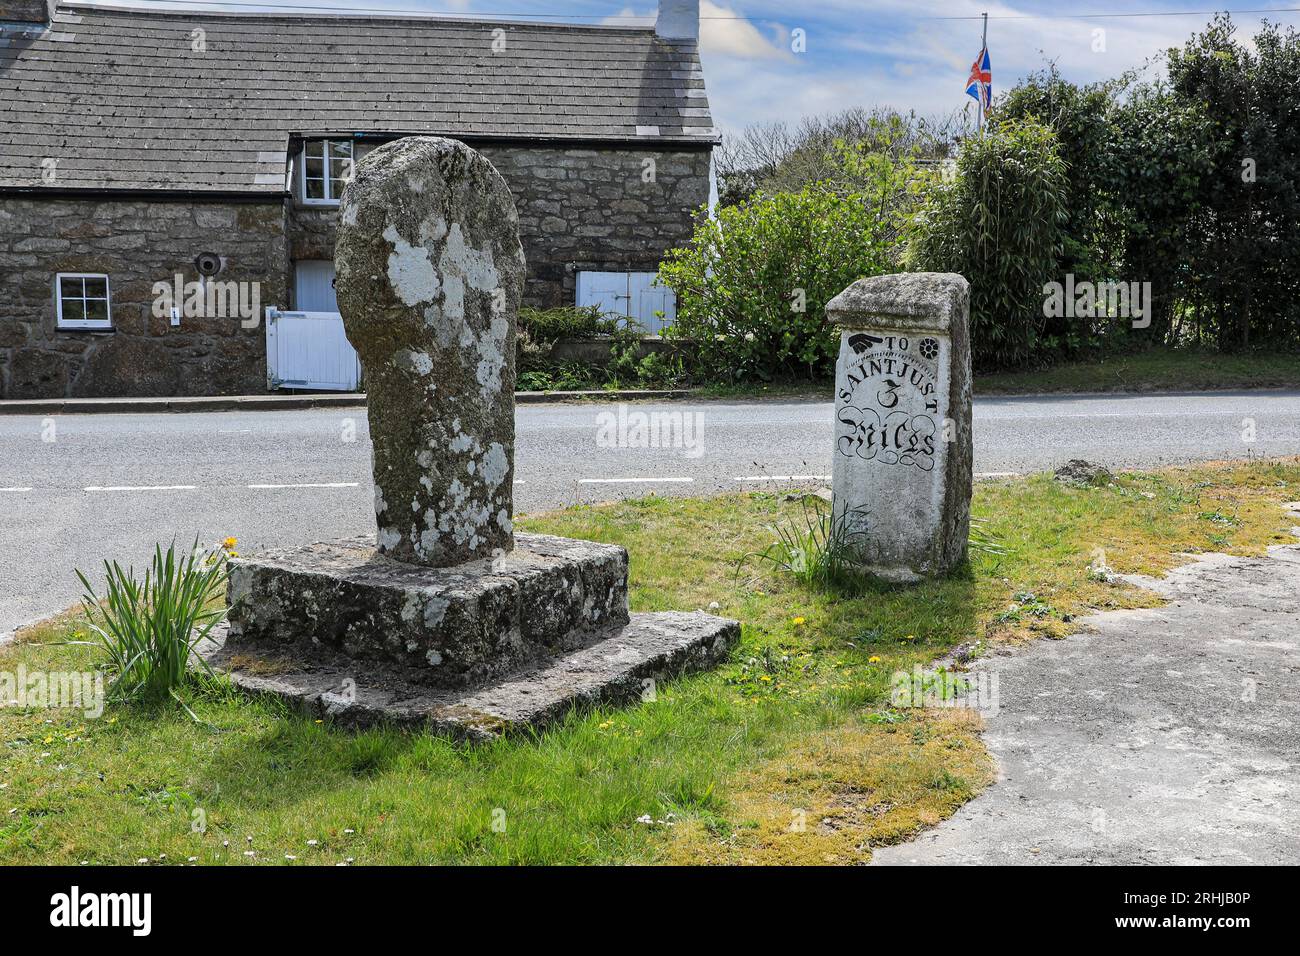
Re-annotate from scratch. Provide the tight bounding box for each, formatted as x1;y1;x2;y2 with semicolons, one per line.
1;460;1297;865
975;347;1300;396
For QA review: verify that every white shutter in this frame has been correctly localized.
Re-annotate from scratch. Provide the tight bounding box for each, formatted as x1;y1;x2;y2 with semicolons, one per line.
628;273;676;335
576;271;631;322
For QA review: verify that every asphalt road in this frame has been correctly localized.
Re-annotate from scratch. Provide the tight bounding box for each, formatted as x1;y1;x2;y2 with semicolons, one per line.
2;389;1299;636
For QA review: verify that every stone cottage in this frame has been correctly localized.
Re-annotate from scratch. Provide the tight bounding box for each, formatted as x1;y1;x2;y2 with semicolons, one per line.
0;0;715;398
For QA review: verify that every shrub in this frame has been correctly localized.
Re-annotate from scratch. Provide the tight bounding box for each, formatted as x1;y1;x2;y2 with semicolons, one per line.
907;119;1069;369
1160;15;1300;351
518;305;620;343
514;305;687;390
994;15;1300;356
73;539;230;708
998;67;1128;356
516;305;621;374
658;184;901;383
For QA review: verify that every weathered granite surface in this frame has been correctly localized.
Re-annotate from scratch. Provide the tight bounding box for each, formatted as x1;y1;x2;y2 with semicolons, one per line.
335;137;527;567
201;135;737;740
826;272;973;581
226;532;629;688
200;611;739;741
295;143;711;308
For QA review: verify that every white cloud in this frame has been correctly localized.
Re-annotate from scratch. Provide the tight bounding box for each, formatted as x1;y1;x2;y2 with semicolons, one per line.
603;2;789;60
701;1;790;61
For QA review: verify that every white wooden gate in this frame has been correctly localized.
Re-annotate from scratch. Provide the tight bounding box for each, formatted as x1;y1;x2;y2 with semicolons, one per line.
576;270;677;335
265;307;361;391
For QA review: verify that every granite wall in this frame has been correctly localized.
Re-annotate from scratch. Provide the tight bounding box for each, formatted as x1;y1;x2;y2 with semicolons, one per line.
0;142;711;398
0;197;286;399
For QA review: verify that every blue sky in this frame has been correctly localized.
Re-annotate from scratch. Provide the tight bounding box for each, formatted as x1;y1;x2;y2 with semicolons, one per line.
94;1;1300;133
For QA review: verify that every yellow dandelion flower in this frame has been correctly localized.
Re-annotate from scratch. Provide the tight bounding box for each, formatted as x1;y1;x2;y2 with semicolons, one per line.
868;655;881;663
223;537;238;550
792;616;806;626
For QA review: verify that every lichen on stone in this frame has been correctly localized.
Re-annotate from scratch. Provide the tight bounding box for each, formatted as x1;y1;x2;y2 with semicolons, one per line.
335;136;524;568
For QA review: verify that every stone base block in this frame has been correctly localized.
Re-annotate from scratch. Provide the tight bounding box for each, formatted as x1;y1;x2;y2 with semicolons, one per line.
198;611;740;742
226;533;629;688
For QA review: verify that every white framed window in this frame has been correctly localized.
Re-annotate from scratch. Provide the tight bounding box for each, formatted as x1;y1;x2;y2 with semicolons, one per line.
55;273;112;330
300;138;354;205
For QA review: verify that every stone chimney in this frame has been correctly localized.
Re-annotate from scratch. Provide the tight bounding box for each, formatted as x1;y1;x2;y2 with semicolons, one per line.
0;0;54;24
656;0;699;42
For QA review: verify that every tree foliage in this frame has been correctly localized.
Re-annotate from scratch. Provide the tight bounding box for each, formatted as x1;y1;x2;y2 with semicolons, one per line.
1160;15;1300;350
658;180;906;382
715;107;960;207
987;15;1300;358
908;119;1069;369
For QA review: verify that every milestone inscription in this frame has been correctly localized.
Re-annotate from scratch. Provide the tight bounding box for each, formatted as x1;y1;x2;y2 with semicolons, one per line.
836;333;945;472
825;272;973;582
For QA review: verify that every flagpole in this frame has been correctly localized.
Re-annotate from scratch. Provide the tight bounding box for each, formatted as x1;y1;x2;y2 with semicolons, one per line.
978;12;988;138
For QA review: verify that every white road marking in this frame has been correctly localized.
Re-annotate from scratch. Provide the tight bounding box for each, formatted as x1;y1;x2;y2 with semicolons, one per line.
84;485;197;492
0;487;33;492
734;475;831;482
975;471;1021;479
247;482;359;489
578;477;694;484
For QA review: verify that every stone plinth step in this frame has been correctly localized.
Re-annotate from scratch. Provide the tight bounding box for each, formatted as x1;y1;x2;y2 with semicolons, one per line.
198;611;740;742
226;532;629;689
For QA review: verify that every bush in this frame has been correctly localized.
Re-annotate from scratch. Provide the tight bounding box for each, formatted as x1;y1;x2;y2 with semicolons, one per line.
73;539;230;708
1160;15;1300;351
658;184;901;383
998;67;1128;356
514;307;687;391
994;15;1300;356
518;305;620;343
516;305;621;374
908;119;1069;369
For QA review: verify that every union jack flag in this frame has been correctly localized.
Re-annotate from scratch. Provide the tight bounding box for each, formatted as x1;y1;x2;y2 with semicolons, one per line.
966;47;992;114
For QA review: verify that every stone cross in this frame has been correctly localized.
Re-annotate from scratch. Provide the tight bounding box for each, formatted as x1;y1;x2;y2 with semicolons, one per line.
335;137;527;568
825;272;973;581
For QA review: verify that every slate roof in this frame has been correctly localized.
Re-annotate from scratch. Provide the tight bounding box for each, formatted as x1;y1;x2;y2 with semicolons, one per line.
0;3;716;193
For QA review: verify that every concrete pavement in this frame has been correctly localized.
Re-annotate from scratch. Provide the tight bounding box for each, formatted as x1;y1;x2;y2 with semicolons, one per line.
874;528;1300;866
2;389;1299;636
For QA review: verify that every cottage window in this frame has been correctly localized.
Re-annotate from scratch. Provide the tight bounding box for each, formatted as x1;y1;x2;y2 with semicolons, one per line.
55;273;112;330
301;139;354;204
